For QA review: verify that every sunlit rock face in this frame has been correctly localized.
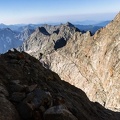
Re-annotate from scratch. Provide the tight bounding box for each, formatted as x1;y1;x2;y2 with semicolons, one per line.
19;12;120;111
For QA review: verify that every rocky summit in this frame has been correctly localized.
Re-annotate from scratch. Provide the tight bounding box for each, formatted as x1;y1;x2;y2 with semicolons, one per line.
18;12;120;112
0;50;120;120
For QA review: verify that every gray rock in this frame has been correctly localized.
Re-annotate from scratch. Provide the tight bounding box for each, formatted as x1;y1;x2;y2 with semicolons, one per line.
10;80;20;85
26;84;37;92
0;96;20;120
0;85;9;97
18;102;33;120
10;92;26;102
9;84;25;93
44;105;78;120
32;88;52;108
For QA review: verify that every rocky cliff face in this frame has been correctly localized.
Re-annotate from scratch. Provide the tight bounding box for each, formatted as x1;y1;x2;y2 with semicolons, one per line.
19;13;120;111
1;50;120;120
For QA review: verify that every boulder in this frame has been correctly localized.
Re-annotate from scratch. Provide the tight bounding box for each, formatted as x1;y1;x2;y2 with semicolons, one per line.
0;85;9;97
0;96;20;120
31;88;52;109
44;105;78;120
18;102;33;120
26;84;37;93
10;92;26;102
9;84;25;93
10;80;21;85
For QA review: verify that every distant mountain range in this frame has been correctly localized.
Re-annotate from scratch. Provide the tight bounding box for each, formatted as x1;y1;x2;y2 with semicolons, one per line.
73;20;111;26
74;21;111;34
0;20;111;53
0;28;21;53
94;21;111;26
0;27;35;53
0;23;42;31
0;20;111;31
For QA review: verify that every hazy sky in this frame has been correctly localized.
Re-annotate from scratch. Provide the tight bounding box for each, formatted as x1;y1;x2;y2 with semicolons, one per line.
0;0;120;24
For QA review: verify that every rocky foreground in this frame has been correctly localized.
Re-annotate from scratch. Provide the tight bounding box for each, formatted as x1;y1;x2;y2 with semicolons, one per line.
18;12;120;111
0;50;120;120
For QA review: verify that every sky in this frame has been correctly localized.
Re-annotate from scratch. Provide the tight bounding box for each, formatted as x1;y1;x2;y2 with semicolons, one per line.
0;0;120;24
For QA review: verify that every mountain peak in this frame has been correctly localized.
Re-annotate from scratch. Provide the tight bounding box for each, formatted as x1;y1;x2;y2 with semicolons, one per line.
0;23;5;25
63;22;80;32
65;22;74;27
0;23;7;28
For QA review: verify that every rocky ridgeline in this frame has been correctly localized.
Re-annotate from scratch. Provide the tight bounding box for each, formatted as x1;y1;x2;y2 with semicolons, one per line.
0;50;120;120
18;22;80;56
18;12;120;111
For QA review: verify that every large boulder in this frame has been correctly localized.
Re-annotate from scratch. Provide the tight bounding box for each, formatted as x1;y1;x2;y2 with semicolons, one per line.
44;105;78;120
0;96;20;120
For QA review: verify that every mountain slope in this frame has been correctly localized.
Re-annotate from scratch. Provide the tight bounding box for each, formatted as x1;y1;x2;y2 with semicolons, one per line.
17;27;35;41
19;12;120;111
0;27;34;53
0;28;22;53
0;50;120;120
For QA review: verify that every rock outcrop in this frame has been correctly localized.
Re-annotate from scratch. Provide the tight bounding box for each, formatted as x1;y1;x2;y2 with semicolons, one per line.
18;12;120;111
0;50;120;120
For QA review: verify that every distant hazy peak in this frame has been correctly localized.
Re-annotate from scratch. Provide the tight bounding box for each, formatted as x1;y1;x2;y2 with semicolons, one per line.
65;22;74;27
0;23;6;25
3;28;12;31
